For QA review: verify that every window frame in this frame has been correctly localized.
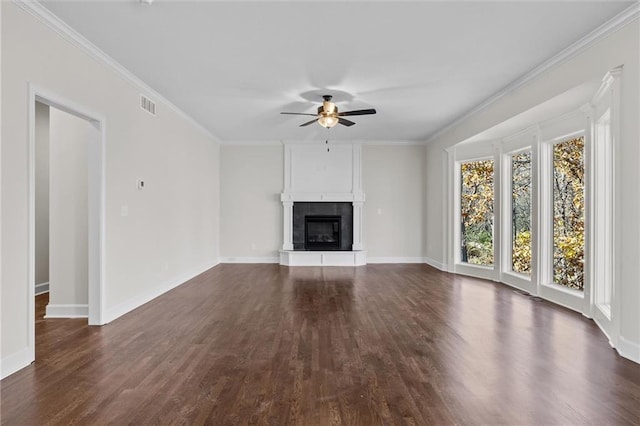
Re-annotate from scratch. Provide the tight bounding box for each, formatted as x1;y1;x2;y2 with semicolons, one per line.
500;143;535;293
537;111;589;313
452;146;498;281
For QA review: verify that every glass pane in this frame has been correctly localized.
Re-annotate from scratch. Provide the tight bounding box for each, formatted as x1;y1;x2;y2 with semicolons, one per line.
553;136;585;290
512;151;532;274
460;160;494;266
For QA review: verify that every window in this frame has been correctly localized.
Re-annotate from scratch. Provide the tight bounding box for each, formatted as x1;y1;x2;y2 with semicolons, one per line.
552;136;585;290
448;67;621;352
460;160;494;266
511;151;532;274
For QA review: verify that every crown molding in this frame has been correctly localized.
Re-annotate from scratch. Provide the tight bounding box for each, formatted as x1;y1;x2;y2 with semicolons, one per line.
12;0;221;143
218;140;283;146
220;139;426;146
361;140;426;146
425;2;640;145
285;139;426;146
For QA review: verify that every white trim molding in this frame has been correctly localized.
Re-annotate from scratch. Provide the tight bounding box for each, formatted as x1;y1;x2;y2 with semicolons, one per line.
45;304;88;318
103;260;219;324
617;336;640;364
424;257;447;271
220;257;279;264
426;2;639;144
35;281;50;295
220;140;428;146
1;348;32;380
27;84;108;376
12;0;219;142
368;257;426;264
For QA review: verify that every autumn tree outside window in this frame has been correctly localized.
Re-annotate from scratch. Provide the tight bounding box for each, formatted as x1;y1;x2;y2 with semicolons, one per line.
552;136;585;290
460;160;494;266
511;151;532;275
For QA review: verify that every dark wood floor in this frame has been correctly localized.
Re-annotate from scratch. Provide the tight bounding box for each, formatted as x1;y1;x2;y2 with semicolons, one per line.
2;264;639;425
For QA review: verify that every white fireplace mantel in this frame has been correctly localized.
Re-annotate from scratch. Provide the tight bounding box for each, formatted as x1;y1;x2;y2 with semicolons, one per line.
280;143;366;266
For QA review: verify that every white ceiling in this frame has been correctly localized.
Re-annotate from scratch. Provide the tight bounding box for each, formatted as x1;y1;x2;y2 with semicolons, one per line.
41;0;633;143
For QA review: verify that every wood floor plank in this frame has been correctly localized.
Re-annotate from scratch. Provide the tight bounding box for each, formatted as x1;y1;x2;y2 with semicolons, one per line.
2;264;640;425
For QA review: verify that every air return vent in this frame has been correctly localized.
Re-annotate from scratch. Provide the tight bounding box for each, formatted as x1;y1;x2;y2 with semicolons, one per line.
140;94;156;116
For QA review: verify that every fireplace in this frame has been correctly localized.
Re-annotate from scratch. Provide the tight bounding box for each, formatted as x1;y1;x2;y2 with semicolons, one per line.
292;202;353;251
305;216;341;250
280;143;366;265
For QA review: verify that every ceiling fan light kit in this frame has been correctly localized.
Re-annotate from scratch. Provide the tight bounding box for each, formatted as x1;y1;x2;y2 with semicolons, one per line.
318;114;339;128
281;95;376;129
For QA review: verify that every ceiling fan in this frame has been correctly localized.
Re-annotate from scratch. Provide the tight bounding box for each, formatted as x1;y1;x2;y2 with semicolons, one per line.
280;95;376;128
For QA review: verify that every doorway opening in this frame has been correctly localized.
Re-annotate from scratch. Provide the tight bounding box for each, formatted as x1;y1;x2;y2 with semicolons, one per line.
28;85;106;365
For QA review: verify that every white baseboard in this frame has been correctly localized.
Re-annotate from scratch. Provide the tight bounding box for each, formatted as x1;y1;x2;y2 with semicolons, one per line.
45;304;88;318
35;281;50;295
1;347;32;379
220;257;279;264
617;335;640;364
424;257;447;271
367;257;427;264
103;259;219;324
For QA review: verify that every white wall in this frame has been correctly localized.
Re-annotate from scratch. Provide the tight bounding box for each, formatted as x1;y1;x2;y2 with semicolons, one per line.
363;145;427;261
425;21;639;360
47;107;91;311
220;145;283;260
289;143;355;193
1;3;220;377
34;102;49;289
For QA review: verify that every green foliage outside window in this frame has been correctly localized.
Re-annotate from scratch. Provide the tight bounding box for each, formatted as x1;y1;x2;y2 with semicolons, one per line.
460;160;494;265
460;139;584;289
553;137;585;290
512;151;532;274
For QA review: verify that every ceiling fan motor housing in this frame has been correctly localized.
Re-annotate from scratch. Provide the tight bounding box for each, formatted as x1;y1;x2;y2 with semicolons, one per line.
318;103;337;115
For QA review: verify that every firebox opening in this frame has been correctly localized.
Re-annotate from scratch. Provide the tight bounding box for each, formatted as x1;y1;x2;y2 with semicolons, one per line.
305;216;341;251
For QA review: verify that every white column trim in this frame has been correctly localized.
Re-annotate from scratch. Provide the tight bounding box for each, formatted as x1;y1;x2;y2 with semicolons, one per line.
352;144;362;193
444;147;455;272
352;201;364;251
492;140;502;282
282;201;293;251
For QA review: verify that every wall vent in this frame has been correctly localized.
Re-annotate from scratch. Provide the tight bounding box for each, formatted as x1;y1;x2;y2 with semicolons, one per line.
140;94;156;116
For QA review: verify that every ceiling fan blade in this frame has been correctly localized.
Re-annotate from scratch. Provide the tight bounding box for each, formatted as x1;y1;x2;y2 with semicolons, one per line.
299;118;319;127
338;109;377;117
338;118;356;127
281;112;318;116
